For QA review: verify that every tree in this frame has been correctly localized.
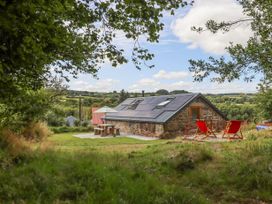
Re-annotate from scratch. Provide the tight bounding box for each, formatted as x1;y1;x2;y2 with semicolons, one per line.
156;89;169;95
170;90;189;94
0;89;54;129
189;0;272;85
256;86;272;120
119;89;128;103
0;0;190;101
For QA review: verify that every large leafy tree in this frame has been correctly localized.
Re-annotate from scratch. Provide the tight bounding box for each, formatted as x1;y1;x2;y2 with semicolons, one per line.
0;0;190;100
189;0;271;84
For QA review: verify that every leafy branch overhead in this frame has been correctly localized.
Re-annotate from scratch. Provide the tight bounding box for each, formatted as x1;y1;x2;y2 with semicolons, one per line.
0;0;191;99
189;0;272;85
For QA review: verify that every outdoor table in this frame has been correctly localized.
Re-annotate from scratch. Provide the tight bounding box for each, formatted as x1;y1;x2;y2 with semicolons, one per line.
97;124;115;136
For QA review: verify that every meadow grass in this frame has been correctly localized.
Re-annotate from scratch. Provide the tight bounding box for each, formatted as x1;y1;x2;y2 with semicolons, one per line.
46;133;167;153
0;131;272;203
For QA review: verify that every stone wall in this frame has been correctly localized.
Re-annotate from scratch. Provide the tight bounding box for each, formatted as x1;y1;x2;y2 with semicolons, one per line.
105;120;164;137
106;98;226;138
165;98;226;136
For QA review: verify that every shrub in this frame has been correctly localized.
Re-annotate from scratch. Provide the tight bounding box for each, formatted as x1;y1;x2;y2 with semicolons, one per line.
22;121;53;141
0;129;29;157
47;115;65;127
74;120;80;127
50;126;93;134
81;120;90;127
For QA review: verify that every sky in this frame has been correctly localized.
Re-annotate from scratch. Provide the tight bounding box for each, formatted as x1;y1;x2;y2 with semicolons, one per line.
68;0;259;94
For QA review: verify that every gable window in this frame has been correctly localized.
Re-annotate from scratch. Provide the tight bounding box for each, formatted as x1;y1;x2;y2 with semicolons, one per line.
190;107;201;121
156;98;174;108
128;99;143;110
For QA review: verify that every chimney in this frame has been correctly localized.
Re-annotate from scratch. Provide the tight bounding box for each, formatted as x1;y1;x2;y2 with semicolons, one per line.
142;90;145;97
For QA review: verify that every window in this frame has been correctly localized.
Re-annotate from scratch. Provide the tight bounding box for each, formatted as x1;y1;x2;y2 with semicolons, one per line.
156;98;174;108
128;99;143;110
190;107;201;121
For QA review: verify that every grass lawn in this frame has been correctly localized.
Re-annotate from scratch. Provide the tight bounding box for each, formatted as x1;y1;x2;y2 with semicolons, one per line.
1;130;272;203
46;132;167;152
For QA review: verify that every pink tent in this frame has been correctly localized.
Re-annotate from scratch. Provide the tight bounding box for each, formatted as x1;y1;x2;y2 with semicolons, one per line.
91;107;105;125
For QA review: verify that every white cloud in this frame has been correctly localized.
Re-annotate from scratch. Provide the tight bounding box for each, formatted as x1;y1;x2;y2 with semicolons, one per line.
171;0;253;54
70;78;119;92
128;78;192;92
128;77;257;94
129;78;160;92
188;81;257;94
153;70;190;80
112;30;134;49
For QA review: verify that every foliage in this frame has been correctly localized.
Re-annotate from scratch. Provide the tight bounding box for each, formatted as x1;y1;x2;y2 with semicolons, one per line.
46;91;260;125
45;111;65;127
50;126;93;134
0;129;29;158
0;0;190;101
206;94;258;121
1;132;272;203
256;87;272;120
217;103;257;121
0;89;54;130
170;90;189;94
119;89;129;103
22;121;53;141
156;89;169;95
81;120;90;127
189;0;272;85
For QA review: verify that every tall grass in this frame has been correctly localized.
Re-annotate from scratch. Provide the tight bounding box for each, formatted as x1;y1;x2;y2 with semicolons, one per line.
22;121;52;141
0;150;207;204
0;131;272;203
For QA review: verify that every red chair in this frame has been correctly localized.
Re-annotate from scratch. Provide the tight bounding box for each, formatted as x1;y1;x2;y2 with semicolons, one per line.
222;120;243;139
194;120;217;140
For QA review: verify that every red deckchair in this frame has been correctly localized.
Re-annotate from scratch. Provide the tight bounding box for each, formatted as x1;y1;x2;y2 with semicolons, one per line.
194;120;217;140
222;120;243;139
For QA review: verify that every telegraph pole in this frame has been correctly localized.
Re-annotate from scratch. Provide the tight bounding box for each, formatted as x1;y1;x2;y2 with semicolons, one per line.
79;96;82;123
67;95;83;124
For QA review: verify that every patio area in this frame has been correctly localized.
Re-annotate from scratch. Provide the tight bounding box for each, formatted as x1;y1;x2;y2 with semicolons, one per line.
73;133;159;141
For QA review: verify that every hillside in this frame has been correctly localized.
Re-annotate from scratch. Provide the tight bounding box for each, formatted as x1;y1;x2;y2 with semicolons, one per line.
46;90;258;128
0;130;271;203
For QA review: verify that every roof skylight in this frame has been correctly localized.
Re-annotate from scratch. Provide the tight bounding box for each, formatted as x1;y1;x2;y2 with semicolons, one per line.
157;100;171;107
156;98;174;108
128;99;143;110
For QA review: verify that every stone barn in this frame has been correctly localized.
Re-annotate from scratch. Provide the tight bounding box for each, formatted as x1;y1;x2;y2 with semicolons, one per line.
105;93;227;138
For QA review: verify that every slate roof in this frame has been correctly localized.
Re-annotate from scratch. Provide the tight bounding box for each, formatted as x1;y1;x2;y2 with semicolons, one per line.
105;93;227;123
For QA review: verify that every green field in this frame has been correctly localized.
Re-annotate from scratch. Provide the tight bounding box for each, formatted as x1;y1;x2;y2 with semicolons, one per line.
47;133;166;152
1;131;272;203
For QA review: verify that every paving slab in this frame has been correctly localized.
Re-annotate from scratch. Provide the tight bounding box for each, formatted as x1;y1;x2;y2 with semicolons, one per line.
73;133;159;141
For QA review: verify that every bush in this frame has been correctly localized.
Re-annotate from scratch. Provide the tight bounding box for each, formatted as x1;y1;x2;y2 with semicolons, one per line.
22;121;53;141
74;120;80;127
0;129;29;157
47;115;65;127
50;126;93;134
81;120;90;127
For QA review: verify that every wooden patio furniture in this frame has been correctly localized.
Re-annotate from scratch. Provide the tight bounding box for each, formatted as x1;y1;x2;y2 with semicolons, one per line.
114;128;120;136
194;119;217;140
222;120;243;140
94;127;104;135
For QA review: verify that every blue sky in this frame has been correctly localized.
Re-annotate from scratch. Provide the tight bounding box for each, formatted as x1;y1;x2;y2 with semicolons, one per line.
69;0;259;94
